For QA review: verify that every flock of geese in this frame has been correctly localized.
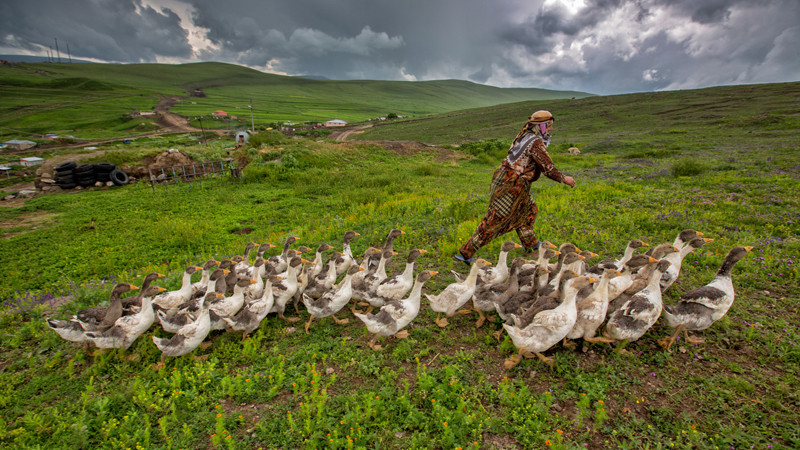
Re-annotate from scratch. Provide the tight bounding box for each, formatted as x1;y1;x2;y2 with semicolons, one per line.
46;228;751;369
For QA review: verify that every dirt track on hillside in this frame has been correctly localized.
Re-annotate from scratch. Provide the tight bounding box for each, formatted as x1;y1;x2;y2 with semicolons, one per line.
154;96;202;134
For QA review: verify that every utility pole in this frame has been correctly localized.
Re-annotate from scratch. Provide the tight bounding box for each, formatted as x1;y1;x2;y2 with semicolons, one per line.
54;38;61;63
198;117;208;147
249;98;255;132
47;47;53;63
66;42;72;63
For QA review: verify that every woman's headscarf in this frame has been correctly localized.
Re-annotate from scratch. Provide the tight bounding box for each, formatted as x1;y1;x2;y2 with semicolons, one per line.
506;114;553;164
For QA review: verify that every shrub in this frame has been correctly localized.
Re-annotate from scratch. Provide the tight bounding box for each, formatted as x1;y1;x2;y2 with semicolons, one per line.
672;159;707;177
248;130;289;147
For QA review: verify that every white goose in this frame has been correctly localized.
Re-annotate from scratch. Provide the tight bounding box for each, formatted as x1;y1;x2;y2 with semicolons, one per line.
355;270;437;350
503;274;595;368
153;266;202;313
223;274;281;340
425;259;491;327
302;265;364;333
603;260;672;343
660;237;714;291
152;292;222;367
84;286;166;350
376;249;426;301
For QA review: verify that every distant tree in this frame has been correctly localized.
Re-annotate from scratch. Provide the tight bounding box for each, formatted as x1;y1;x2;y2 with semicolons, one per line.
387;112;398;119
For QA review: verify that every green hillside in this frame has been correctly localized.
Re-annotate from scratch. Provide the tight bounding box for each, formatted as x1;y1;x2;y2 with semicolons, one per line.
355;81;800;145
0;61;592;140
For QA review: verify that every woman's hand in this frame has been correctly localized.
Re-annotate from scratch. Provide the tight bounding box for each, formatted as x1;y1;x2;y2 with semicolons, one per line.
563;176;576;188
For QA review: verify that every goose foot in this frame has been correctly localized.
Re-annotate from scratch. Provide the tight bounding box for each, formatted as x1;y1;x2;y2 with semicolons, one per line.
393;330;410;339
456;309;473;315
585;336;617;345
684;329;705;344
657;336;675;352
280;314;301;323
304;315;314;334
350;306;364;315
332;316;349;325
504;353;522;370
475;310;486;328
562;338;576;348
492;330;503;342
435;317;449;328
367;335;383;351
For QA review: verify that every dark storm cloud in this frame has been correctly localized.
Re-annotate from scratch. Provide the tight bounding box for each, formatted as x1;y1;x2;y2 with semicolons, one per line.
1;0;798;94
0;0;191;61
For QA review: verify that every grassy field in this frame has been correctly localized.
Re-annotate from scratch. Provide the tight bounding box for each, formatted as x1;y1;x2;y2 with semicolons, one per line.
0;81;799;449
0;61;591;141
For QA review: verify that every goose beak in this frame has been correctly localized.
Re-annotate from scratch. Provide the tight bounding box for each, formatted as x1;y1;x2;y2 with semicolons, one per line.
223;269;231;274
548;242;557;249
157;273;165;278
514;243;523;248
704;238;714;243
744;246;754;252
642;242;650;247
429;271;439;276
354;232;361;236
554;251;561;256
418;249;427;254
697;231;704;237
130;285;139;290
156;287;166;292
648;257;659;263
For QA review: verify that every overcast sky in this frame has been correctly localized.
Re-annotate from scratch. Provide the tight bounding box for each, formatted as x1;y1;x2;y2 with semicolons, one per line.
1;0;798;94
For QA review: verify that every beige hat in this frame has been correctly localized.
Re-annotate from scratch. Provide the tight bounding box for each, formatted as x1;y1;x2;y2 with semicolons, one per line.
529;110;554;123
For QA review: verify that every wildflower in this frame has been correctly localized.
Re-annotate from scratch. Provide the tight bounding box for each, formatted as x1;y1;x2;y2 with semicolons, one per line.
443;422;448;427
340;421;344;425
557;429;563;434
546;440;552;446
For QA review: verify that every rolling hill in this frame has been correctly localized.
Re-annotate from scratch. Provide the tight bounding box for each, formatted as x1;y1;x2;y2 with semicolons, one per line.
0;61;592;140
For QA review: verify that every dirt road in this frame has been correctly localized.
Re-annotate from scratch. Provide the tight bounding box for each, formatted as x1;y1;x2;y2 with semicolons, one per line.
329;124;372;141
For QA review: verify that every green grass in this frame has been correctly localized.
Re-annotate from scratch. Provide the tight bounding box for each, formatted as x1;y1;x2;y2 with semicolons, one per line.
1;81;799;449
0;61;592;141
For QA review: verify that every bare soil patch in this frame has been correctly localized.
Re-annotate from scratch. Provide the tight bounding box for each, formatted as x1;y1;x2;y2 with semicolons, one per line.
0;210;59;239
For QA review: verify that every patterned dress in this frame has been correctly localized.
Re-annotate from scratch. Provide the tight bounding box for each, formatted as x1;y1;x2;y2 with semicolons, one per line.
459;132;565;258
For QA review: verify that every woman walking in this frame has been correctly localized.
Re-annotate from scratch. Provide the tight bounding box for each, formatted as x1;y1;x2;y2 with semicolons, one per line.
455;110;575;265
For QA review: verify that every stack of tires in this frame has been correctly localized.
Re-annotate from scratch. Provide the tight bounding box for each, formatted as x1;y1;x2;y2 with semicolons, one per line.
74;163;96;187
54;161;77;190
52;161;129;190
94;163;116;183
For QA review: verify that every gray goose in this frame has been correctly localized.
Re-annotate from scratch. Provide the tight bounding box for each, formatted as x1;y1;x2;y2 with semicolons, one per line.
74;282;139;332
658;246;752;351
121;272;165;314
367;229;404;271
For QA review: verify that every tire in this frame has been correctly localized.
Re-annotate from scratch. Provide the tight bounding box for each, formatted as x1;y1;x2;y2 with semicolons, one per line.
77;178;96;187
110;169;129;186
54;161;77;172
96;172;111;182
55;174;76;183
94;162;116;173
58;182;77;190
74;163;95;175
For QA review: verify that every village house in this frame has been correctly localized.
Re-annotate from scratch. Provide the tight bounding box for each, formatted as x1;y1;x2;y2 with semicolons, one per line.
3;139;37;150
20;157;45;167
212;110;228;118
324;119;347;127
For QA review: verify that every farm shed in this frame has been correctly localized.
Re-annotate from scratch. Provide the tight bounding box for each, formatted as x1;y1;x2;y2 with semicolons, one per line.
212;110;228;118
324;119;347;127
3;139;37;150
20;157;45;167
235;130;250;147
